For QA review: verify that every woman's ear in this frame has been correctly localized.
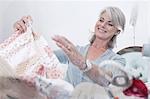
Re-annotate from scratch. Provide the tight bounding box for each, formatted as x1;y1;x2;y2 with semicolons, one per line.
117;30;121;33
115;30;121;35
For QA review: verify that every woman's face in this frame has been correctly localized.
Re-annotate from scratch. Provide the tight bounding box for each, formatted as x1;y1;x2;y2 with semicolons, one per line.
95;12;118;41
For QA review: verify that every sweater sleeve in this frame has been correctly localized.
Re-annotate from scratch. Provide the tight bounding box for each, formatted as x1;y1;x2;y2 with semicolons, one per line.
54;50;69;64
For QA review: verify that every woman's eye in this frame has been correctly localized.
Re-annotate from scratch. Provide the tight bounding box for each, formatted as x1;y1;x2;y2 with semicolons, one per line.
108;24;113;26
99;19;103;22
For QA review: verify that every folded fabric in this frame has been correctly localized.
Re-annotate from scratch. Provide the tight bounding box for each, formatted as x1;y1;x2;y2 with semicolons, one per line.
35;76;74;99
71;82;110;99
0;25;65;79
0;56;15;77
123;78;148;98
0;76;46;99
121;52;149;82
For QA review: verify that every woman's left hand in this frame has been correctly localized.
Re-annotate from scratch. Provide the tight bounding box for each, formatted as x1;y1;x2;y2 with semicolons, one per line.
52;35;86;70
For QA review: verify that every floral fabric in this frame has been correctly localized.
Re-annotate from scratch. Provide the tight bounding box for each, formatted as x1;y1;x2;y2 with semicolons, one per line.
0;28;64;79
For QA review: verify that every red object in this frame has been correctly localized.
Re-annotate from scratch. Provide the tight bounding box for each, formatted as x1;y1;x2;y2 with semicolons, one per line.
114;97;119;99
36;65;45;76
123;78;148;98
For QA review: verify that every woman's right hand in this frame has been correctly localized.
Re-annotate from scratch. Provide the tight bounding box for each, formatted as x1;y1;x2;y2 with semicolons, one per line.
13;15;32;34
13;16;40;39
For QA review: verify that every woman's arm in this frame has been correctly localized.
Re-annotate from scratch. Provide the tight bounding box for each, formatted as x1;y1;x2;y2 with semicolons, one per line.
85;63;112;86
85;59;130;87
54;50;69;64
52;35;118;86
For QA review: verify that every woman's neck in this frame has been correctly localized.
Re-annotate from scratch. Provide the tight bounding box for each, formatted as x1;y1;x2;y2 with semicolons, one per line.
91;38;108;50
87;38;108;61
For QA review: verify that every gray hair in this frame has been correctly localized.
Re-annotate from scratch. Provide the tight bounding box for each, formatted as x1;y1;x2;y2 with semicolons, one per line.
90;7;126;48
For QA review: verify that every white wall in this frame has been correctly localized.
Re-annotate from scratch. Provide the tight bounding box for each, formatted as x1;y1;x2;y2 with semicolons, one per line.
0;0;150;52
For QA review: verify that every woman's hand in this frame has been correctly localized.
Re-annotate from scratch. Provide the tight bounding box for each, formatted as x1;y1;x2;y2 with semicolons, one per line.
52;35;86;70
13;15;32;34
13;15;40;39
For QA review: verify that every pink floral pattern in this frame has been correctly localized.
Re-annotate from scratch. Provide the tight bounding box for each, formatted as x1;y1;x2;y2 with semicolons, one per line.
0;33;20;49
0;29;65;79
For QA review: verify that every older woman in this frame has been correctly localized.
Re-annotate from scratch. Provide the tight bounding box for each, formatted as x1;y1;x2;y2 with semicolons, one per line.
14;6;127;87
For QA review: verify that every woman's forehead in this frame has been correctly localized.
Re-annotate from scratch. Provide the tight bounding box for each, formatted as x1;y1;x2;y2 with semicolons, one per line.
99;12;112;22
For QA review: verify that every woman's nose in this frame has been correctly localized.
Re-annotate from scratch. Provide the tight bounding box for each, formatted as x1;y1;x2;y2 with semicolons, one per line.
100;22;106;28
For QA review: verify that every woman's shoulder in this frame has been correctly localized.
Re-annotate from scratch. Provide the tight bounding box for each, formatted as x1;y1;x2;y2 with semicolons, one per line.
107;49;126;66
107;48;122;57
76;44;90;52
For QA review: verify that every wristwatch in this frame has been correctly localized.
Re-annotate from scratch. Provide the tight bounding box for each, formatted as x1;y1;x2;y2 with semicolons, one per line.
82;59;92;72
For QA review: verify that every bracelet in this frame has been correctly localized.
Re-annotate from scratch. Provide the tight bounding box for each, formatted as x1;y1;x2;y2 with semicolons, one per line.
82;59;92;72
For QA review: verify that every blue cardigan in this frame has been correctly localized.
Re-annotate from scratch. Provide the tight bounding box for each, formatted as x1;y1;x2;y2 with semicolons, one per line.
54;44;126;86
